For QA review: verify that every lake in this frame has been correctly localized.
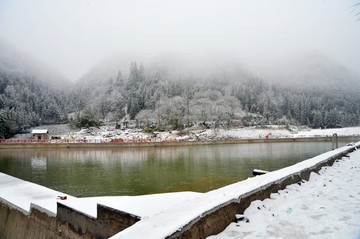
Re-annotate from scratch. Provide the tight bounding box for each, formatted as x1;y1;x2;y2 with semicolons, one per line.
0;139;358;197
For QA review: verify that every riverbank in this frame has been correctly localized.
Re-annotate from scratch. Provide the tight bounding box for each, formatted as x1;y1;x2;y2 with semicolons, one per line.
11;124;360;143
4;124;360;149
1;135;359;149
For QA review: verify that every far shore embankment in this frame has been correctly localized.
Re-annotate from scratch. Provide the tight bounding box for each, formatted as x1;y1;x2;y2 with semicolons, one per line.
1;135;359;149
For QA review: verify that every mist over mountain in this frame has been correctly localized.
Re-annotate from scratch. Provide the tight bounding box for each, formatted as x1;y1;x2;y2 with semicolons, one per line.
270;53;360;95
71;53;360;132
77;53;254;86
0;41;72;138
1;41;360;139
0;40;71;90
78;52;360;96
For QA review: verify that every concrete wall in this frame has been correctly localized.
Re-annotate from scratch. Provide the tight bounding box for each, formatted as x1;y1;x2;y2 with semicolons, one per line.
0;200;58;239
0;199;140;239
165;146;356;239
57;203;140;239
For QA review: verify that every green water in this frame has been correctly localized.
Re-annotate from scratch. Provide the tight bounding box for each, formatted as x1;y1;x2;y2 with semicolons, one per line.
0;139;358;197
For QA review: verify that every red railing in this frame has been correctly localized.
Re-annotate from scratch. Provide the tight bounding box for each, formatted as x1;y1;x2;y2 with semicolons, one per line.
0;138;178;144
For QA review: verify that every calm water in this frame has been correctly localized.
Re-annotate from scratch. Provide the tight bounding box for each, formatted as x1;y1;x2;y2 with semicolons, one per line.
0;139;358;197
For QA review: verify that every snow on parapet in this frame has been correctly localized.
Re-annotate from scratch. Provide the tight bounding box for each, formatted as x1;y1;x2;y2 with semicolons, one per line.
0;172;72;217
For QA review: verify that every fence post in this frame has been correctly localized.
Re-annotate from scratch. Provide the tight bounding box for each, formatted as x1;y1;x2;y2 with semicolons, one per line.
332;133;338;150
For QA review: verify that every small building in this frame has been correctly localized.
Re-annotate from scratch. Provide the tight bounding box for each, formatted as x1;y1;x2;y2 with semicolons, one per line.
31;129;49;140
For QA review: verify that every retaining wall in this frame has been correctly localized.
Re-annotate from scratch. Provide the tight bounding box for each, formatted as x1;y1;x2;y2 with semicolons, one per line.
0;198;140;239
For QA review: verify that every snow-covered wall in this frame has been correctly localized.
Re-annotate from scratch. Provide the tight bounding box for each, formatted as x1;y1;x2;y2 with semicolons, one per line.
0;198;140;239
0;172;140;239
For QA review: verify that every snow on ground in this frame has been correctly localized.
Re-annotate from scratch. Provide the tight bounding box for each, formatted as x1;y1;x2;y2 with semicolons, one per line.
12;124;360;142
195;126;360;140
12;124;73;140
294;127;360;138
208;149;360;239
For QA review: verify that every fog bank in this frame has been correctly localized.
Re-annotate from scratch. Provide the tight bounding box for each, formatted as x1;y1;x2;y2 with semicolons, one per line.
0;0;360;80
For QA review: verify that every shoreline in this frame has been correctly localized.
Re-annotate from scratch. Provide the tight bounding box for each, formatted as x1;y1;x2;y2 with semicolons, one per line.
1;135;358;149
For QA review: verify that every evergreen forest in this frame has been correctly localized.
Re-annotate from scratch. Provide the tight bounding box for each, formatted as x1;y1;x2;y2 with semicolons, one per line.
1;43;360;139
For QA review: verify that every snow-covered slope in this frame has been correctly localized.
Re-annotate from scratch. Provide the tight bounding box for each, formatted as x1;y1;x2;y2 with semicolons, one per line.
13;125;360;142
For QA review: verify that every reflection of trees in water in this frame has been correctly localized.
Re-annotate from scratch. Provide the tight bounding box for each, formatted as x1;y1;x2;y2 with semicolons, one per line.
1;140;359;196
0;148;191;169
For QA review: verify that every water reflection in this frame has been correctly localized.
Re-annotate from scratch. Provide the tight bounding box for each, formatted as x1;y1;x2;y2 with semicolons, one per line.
31;157;47;170
0;139;357;197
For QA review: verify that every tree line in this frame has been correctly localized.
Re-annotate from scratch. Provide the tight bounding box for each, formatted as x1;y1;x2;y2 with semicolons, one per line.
1;62;359;138
72;62;360;131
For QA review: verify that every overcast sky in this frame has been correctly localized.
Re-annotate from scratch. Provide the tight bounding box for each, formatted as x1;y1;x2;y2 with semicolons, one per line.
0;0;359;80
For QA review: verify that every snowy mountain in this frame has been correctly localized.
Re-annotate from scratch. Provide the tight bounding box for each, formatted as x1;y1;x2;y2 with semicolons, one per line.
0;40;71;90
272;53;360;95
0;41;72;138
73;54;360;131
1;45;360;139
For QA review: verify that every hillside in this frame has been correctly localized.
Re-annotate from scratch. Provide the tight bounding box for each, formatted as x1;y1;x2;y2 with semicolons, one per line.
270;53;360;95
72;55;360;132
1;46;360;139
0;40;72;90
0;41;72;138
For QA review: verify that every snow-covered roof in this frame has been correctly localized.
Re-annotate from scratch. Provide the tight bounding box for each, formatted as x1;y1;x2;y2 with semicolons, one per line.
31;129;48;134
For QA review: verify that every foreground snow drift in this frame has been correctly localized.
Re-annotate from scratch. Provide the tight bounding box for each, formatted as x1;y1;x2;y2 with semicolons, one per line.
209;150;360;239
